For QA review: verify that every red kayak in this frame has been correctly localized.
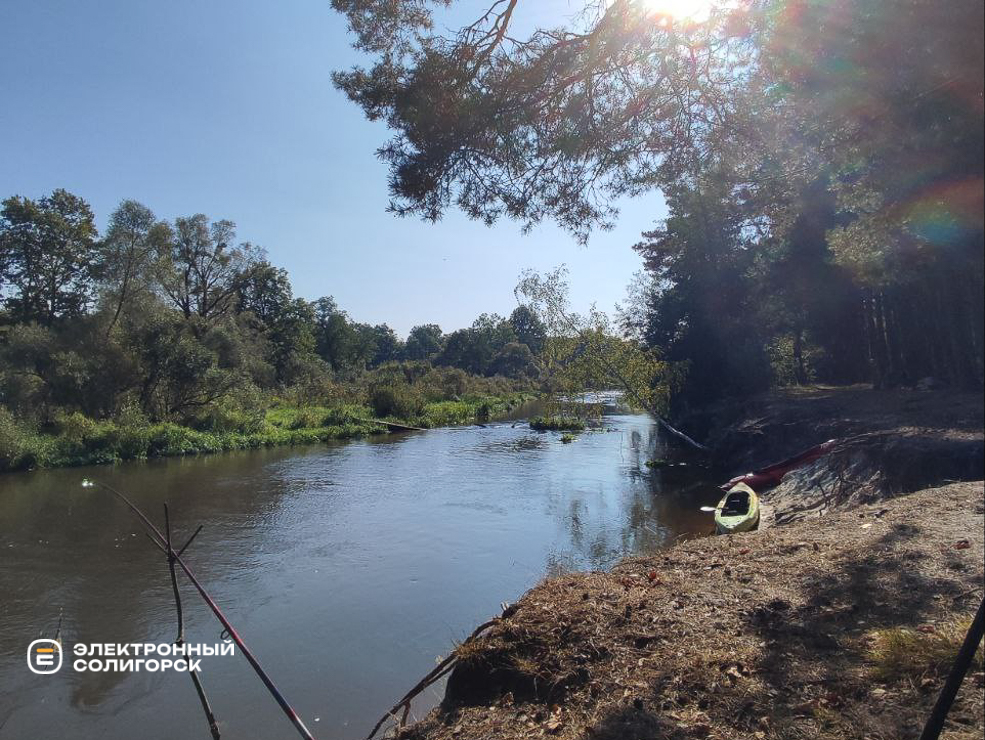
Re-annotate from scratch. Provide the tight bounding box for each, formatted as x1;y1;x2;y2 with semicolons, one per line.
722;439;838;491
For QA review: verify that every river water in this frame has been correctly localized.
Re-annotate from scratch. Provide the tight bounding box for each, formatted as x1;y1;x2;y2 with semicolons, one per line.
0;406;721;740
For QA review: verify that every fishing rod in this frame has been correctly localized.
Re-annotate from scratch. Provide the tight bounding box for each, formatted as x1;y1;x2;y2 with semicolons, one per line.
84;479;319;740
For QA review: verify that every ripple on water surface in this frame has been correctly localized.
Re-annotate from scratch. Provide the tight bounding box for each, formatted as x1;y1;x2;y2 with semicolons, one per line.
0;411;722;740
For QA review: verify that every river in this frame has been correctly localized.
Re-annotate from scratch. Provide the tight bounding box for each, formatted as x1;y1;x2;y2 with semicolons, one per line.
0;405;722;740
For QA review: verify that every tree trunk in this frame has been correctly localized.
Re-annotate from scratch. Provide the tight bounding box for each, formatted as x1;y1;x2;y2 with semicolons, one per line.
793;329;806;385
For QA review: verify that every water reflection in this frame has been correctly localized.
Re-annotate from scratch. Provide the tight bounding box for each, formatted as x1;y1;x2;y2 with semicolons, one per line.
0;412;722;740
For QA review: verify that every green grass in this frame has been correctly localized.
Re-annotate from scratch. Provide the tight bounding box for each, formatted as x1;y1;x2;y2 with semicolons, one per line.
417;394;530;427
0;393;536;472
530;415;586;432
265;402;371;430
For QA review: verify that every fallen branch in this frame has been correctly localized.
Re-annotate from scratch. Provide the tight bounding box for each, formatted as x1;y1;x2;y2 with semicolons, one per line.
514;271;708;452
554;310;708;451
365;617;503;740
353;417;429;432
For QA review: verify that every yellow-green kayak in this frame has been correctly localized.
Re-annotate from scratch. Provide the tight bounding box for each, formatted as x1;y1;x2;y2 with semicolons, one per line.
714;482;760;534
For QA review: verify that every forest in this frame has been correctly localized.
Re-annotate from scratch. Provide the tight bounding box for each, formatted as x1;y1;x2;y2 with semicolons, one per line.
0;193;552;470
332;0;984;414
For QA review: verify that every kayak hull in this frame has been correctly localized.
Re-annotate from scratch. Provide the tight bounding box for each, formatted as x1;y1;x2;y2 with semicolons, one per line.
714;482;760;534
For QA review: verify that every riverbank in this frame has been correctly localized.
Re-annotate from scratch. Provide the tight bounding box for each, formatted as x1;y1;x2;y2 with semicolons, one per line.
0;392;535;472
387;386;984;740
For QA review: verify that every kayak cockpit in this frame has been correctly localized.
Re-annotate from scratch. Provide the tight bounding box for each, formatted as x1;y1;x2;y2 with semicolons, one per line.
721;490;752;516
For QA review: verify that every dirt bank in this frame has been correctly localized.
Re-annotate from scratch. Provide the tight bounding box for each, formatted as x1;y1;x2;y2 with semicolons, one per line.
382;387;984;740
698;387;984;527
692;386;983;474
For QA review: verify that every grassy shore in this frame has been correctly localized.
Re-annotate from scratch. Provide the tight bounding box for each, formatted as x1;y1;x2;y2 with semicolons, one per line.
529;415;587;431
0;392;535;472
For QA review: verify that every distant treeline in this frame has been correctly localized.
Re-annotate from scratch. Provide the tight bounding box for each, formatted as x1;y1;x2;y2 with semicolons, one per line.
0;192;546;468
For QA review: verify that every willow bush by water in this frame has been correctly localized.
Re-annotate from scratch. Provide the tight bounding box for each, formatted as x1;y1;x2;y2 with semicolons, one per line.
0;407;36;470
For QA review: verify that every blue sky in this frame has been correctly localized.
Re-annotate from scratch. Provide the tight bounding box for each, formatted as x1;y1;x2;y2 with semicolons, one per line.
0;0;666;336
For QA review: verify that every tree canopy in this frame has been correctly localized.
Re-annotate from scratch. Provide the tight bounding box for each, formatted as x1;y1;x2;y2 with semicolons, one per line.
0;189;99;325
333;0;984;399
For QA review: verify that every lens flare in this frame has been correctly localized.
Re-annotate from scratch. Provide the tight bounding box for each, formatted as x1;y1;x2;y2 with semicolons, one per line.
641;0;717;21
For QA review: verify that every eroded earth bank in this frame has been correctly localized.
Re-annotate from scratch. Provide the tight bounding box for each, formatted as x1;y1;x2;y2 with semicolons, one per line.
389;387;984;740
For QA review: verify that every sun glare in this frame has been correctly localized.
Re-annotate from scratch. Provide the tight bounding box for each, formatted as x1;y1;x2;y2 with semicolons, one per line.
642;0;717;21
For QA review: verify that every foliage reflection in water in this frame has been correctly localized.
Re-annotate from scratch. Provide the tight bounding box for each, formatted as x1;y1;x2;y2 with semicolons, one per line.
0;409;721;740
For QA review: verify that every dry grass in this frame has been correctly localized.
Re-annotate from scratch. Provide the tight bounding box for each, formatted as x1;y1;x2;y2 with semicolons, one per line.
394;482;984;740
869;621;985;683
451;637;489;664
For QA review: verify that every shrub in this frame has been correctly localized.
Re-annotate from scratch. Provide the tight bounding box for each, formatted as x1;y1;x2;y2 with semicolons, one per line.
280;376;346;407
530;416;586;431
420;400;475;426
288;407;328;429
420;366;470;400
148;423;203;457
107;404;152;460
55;411;99;443
196;397;266;435
369;381;426;419
46;413;126;465
488;342;539;379
321;404;364;426
0;407;32;470
475;401;492;422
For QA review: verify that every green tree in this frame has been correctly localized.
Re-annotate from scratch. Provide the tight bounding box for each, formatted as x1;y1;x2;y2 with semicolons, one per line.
266;299;319;384
312;296;363;372
155;214;259;323
236;262;321;383
404;323;444;360
100;199;169;334
334;0;984;392
331;0;749;241
435;313;514;375
0;189;99;325
0;318;142;421
349;322;381;369
434;328;474;373
235;260;293;325
370;324;402;366
124;307;242;420
634;181;769;406
489;341;538;379
508;305;546;355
